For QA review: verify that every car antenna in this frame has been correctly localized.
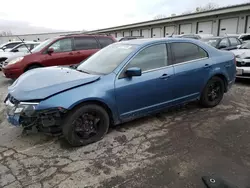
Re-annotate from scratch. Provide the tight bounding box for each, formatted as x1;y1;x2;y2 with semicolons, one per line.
16;36;32;54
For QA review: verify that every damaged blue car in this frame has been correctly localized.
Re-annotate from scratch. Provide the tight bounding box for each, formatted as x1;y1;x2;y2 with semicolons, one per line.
5;38;236;146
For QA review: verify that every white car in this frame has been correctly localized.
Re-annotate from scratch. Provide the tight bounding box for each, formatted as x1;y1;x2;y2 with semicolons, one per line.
231;42;250;78
0;41;24;52
238;33;250;43
0;42;40;69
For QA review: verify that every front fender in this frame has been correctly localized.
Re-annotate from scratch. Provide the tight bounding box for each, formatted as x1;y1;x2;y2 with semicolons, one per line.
36;74;120;124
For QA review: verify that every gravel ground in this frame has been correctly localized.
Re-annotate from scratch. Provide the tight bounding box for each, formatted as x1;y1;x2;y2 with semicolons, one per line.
0;76;250;188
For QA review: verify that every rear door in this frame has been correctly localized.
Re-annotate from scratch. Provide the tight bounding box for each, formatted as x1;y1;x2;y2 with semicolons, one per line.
42;37;75;66
170;42;210;102
73;36;100;64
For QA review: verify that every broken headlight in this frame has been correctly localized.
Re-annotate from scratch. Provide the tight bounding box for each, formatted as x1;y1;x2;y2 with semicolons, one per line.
15;102;39;116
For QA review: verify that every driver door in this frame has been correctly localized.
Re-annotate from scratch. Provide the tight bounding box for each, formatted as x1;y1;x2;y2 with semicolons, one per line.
114;43;176;121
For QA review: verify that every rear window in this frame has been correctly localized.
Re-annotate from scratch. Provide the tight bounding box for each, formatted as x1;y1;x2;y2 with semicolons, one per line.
229;37;241;46
97;37;114;48
74;37;99;50
171;42;208;64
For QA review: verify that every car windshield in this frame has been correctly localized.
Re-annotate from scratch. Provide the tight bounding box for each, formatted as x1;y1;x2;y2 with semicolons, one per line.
240;42;250;49
201;38;220;47
77;43;137;75
31;38;56;53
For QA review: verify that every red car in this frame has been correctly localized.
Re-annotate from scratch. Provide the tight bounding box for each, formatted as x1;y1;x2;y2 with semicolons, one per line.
2;34;116;79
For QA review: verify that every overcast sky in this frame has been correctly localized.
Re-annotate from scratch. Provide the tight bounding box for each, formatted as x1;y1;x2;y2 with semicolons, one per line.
0;0;249;33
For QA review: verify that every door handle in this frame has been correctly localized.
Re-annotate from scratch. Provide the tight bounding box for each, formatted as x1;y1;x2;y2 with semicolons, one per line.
159;74;170;79
69;52;73;55
204;64;211;69
76;51;81;54
225;64;231;68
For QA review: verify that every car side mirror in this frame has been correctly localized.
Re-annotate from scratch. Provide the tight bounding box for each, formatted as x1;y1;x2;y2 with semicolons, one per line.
125;67;142;77
237;45;241;49
47;48;54;54
218;45;227;49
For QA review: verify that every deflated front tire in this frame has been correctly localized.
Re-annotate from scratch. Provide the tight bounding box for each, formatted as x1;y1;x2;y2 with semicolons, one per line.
62;104;110;147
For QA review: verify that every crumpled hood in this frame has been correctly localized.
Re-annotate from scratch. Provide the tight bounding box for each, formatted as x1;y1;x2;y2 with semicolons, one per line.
230;49;250;58
8;67;100;101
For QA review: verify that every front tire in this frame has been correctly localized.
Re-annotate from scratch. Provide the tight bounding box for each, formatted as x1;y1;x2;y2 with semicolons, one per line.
62;104;109;147
200;76;225;108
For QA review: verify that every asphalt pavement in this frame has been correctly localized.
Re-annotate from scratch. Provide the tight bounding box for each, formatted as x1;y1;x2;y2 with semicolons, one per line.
0;77;250;188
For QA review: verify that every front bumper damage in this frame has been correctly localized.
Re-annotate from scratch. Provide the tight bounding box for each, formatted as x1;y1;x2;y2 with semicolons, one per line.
5;94;67;135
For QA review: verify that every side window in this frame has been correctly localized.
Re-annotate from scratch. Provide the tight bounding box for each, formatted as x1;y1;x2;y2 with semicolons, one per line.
97;37;114;48
170;42;208;64
127;44;167;72
5;43;20;49
229;38;240;46
16;44;31;52
74;37;98;50
219;38;230;47
49;38;72;53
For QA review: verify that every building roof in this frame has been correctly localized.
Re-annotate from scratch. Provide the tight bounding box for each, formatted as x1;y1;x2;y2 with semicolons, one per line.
85;3;250;34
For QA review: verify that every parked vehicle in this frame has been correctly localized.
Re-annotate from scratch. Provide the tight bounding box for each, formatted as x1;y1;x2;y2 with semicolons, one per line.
168;34;214;40
230;42;250;78
201;36;242;50
116;36;143;42
0;41;24;52
4;38;236;146
2;34;116;79
0;42;40;69
238;33;250;43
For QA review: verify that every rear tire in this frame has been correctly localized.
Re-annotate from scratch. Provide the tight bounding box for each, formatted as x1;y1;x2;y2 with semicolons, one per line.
200;76;225;108
62;104;109;147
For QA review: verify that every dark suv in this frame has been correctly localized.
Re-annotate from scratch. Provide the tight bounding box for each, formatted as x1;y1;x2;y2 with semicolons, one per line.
2;34;116;79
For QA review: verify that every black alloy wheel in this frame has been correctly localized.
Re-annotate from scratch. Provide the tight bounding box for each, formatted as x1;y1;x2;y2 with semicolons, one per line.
200;76;225;108
63;104;109;147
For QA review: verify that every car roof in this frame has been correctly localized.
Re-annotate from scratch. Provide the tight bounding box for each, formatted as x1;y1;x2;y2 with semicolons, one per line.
59;34;114;38
119;38;205;46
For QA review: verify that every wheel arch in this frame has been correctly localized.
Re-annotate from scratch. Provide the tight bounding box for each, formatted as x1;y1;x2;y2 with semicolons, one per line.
210;73;228;92
24;62;43;72
69;99;115;125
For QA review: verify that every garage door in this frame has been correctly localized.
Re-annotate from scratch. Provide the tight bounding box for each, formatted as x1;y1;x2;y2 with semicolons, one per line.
132;30;140;36
219;18;238;36
116;32;123;37
164;26;175;36
123;31;130;37
152;28;161;38
247;16;250;33
141;29;150;38
179;24;192;34
197;21;213;34
110;33;116;37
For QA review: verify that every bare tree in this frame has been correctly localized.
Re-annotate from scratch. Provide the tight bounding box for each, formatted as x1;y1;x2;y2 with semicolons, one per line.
0;30;12;36
154;14;167;20
195;3;218;12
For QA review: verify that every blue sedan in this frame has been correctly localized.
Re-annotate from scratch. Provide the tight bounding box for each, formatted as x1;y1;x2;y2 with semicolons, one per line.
5;38;236;146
